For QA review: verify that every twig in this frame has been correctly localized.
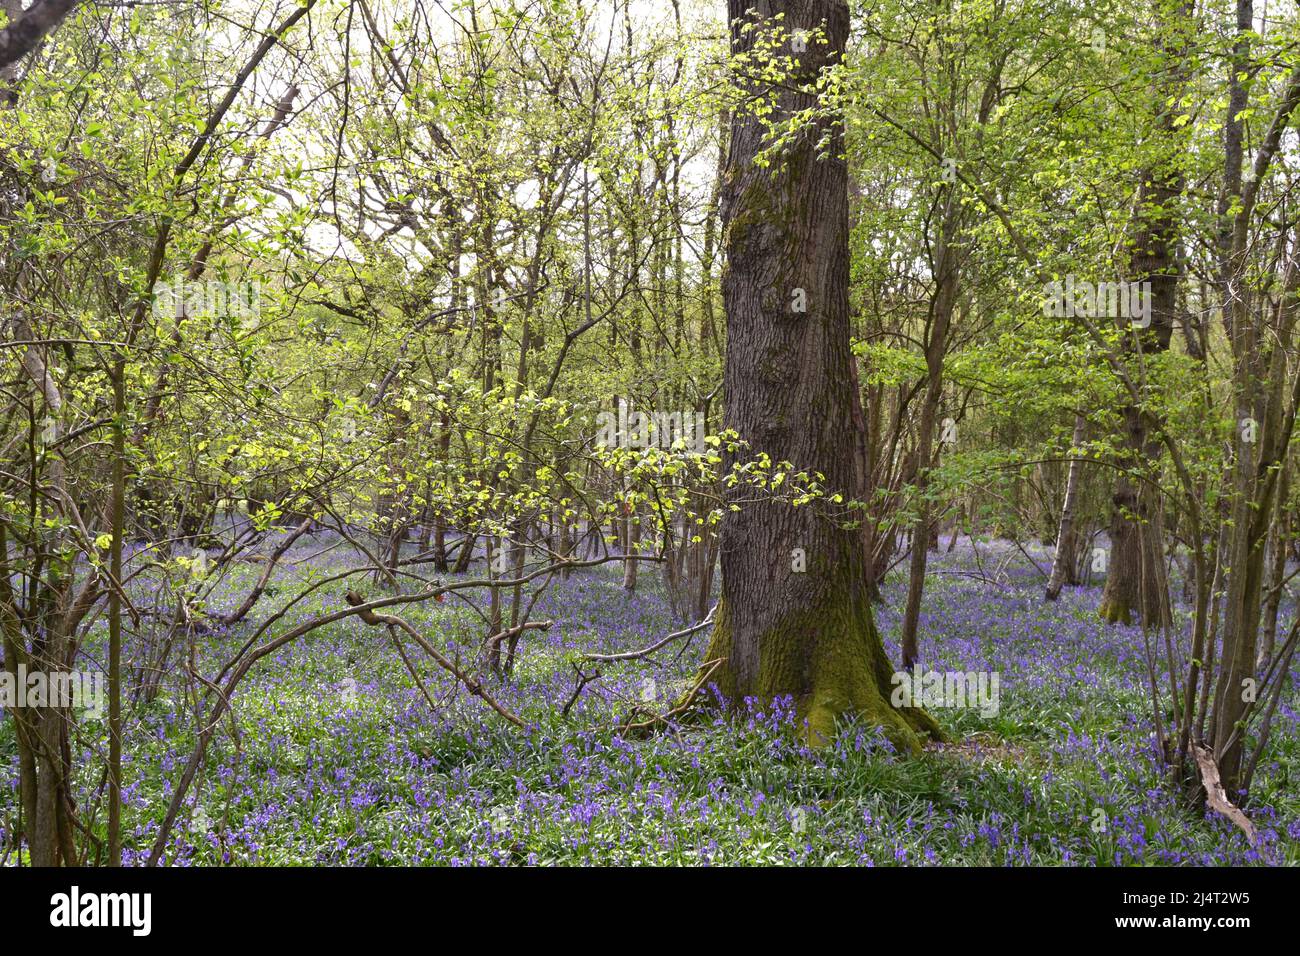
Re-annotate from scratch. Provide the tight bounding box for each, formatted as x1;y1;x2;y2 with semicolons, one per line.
386;624;442;716
561;662;601;719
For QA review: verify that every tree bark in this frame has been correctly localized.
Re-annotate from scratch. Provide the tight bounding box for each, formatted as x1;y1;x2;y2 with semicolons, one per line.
1258;458;1290;670
700;0;939;750
1045;413;1087;600
0;0;81;72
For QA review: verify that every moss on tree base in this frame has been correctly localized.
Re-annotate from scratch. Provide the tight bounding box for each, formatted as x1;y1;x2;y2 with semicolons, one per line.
1098;597;1134;626
699;594;945;754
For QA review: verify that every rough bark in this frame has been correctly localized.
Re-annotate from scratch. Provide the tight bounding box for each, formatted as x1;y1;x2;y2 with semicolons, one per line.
700;0;939;751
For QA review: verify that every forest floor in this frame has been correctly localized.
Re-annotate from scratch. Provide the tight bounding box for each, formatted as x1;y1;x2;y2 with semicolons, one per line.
4;536;1297;865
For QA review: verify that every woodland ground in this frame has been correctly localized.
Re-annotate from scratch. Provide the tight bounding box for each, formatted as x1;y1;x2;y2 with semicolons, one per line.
3;535;1297;866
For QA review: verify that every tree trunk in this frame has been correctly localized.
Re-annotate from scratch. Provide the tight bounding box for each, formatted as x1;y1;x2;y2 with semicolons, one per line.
1046;412;1087;600
1096;2;1188;628
1258;455;1290;671
700;0;939;751
1097;411;1166;626
899;188;959;669
622;508;639;591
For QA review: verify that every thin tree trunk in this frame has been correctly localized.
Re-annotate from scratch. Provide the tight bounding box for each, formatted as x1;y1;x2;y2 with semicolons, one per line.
1258;457;1290;670
622;508;639;591
899;186;960;669
107;362;124;865
1046;412;1088;600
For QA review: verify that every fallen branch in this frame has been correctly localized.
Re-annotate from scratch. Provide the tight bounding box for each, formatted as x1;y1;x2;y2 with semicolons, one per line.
386;625;442;716
1193;744;1257;847
619;657;724;736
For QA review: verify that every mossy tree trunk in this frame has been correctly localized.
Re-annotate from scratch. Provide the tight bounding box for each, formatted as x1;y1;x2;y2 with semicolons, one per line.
701;0;939;752
1097;2;1188;629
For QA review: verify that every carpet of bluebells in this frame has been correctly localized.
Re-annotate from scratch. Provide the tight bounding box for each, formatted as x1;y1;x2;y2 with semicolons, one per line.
3;534;1298;866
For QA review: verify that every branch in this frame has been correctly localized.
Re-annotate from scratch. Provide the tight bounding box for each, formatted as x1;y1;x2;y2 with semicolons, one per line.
345;590;524;728
619;657;724;736
584;605;716;663
1193;744;1257;847
0;0;80;72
